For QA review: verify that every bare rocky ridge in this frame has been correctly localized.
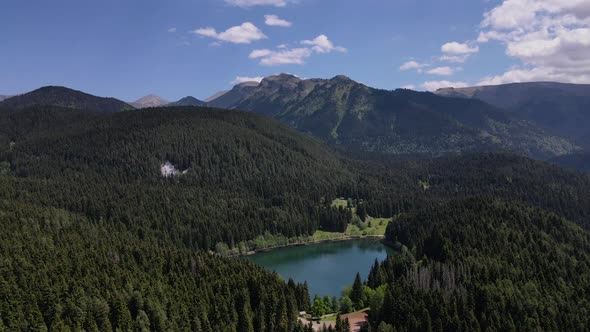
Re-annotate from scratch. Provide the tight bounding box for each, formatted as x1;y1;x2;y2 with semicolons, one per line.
130;94;170;108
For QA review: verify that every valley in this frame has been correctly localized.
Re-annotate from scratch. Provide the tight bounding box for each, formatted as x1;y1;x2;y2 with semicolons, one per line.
217;198;393;256
0;81;589;331
3;76;585;162
4;1;590;330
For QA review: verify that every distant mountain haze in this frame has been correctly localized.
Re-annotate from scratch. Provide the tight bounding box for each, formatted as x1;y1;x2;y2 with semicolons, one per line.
435;82;590;149
204;90;230;102
206;81;260;109
435;82;590;109
549;153;590;173
0;95;15;102
0;86;134;112
130;94;170;108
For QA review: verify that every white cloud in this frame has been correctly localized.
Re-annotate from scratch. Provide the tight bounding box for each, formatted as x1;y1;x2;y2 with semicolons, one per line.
301;35;347;53
422;80;469;91
426;66;456;76
250;47;313;65
477;0;590;84
248;35;345;66
249;49;273;58
399;61;428;71
401;84;415;90
231;76;264;84
481;0;538;30
441;42;479;54
439;54;470;63
226;0;287;7
265;14;292;27
480;0;590;30
476;30;515;43
168;27;177;33
478;66;590;85
192;22;266;44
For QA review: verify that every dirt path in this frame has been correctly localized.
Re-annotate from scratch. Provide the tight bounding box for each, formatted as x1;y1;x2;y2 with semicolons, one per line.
345;311;369;331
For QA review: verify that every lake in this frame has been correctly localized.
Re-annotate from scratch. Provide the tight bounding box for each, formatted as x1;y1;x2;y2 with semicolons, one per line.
246;238;394;298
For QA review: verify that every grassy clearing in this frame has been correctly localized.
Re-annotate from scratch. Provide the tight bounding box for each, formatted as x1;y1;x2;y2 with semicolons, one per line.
309;230;348;241
304;215;393;242
221;198;392;256
331;198;392;236
331;198;350;209
346;217;392;236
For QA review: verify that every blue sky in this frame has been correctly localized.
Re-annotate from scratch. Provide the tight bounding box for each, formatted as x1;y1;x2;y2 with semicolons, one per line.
1;0;589;101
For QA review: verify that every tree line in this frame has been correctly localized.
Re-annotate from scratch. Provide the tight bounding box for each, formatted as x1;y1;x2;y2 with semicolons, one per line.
356;198;590;331
1;106;590;330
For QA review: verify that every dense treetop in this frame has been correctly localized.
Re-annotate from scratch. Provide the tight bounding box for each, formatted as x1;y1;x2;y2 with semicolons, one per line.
359;198;590;331
1;104;590;331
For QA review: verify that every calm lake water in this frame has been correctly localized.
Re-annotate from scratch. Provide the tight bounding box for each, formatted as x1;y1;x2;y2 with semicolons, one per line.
246;238;394;298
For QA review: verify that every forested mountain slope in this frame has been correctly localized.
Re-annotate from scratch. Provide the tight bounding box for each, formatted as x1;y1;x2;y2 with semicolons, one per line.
1;107;589;249
550;153;590;173
213;74;578;159
2;105;590;330
0;106;356;249
352;153;590;230
0;86;134;112
167;96;207;107
436;82;590;149
0;106;332;330
0;201;307;331
360;199;590;331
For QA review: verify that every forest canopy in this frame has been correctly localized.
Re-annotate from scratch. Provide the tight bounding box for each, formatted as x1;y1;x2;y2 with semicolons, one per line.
1;106;589;330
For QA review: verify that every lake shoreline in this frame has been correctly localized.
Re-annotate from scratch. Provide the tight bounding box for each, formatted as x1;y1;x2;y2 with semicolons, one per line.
229;234;388;258
244;237;395;298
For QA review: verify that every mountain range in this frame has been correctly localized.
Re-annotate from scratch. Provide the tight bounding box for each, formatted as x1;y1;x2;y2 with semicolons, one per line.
166;96;207;107
0;86;134;112
206;74;579;159
1;90;590;330
436;82;590;149
2;77;588;162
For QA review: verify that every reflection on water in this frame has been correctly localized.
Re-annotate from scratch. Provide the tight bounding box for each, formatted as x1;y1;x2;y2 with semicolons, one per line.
246;238;393;298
